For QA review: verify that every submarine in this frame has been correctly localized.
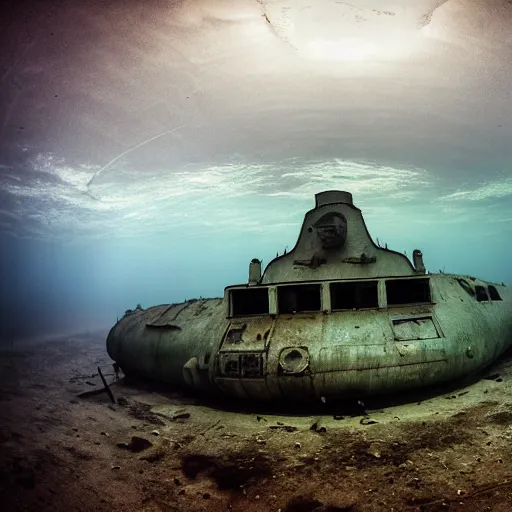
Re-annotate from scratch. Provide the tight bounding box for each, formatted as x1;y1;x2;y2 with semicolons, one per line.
106;190;512;401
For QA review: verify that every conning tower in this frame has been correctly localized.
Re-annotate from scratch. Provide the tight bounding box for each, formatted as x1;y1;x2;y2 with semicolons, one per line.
254;190;425;285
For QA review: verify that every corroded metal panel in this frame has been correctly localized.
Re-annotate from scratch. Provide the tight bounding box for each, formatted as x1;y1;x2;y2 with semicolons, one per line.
392;317;440;341
220;317;274;352
106;298;227;386
317;341;447;372
315;360;451;397
265;314;324;399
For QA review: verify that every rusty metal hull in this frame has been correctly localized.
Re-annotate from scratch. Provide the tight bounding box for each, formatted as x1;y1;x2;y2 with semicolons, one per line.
106;191;512;401
106;274;512;401
106;299;226;388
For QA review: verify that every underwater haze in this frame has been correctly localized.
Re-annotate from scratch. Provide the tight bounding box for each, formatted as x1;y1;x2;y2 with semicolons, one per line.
1;0;511;341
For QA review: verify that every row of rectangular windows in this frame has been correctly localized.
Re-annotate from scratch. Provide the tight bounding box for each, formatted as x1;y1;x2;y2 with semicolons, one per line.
229;278;502;317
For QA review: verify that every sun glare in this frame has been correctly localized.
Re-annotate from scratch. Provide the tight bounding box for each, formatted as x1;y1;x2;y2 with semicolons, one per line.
295;31;424;62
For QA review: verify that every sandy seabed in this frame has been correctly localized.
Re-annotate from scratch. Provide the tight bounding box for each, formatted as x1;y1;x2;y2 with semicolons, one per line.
1;332;512;511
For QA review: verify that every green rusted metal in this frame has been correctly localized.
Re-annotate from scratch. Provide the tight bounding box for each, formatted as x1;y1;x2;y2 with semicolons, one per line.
106;190;512;401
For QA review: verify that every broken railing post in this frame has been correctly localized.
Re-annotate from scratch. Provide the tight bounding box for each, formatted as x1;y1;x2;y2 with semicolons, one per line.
98;366;116;404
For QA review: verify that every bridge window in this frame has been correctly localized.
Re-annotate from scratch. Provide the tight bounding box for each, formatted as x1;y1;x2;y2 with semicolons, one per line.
277;284;321;313
456;278;475;297
488;285;502;301
330;281;378;310
475;285;489;302
230;288;269;316
386;278;431;306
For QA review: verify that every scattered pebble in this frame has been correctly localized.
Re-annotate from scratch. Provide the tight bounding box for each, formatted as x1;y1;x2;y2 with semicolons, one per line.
269;425;297;432
360;417;378;425
117;436;153;452
172;412;190;420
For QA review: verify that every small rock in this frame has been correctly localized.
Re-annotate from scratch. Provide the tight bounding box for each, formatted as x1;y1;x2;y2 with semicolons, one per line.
100;431;109;436
360;417;378;425
111;465;120;470
151;430;160;436
295;442;301;449
130;436;153;452
202;493;210;499
269;425;297;432
172;412;190;421
333;415;344;420
117;442;130;450
174;477;181;486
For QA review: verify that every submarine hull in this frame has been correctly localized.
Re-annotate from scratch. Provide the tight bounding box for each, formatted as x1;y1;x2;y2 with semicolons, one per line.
106;275;512;401
106;191;512;401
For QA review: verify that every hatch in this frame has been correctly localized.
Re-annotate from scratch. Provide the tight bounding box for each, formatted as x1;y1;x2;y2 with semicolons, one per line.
392;316;440;341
